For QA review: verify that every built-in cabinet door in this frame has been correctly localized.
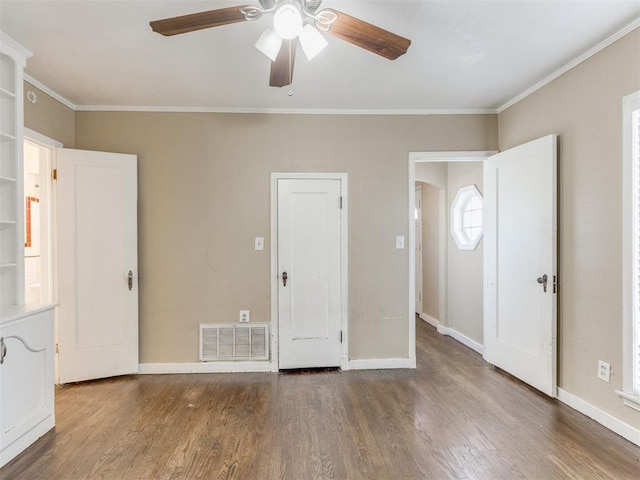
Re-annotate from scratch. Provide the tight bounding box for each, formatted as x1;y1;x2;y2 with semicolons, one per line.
0;309;55;467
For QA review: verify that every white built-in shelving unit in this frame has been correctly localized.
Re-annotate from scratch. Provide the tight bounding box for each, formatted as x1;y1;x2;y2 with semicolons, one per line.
0;32;56;469
0;33;28;307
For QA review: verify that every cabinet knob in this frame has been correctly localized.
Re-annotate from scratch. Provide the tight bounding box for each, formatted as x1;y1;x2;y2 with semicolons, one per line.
0;337;6;364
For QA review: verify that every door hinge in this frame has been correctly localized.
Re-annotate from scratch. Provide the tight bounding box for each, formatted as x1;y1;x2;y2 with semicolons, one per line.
55;343;59;354
52;169;57;180
339;196;343;209
553;275;558;294
340;331;343;343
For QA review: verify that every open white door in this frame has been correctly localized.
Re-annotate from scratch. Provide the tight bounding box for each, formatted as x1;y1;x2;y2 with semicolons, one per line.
56;149;138;384
483;135;557;397
277;177;343;369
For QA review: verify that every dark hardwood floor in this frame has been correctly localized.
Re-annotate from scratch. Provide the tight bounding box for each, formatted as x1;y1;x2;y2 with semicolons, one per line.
2;319;639;479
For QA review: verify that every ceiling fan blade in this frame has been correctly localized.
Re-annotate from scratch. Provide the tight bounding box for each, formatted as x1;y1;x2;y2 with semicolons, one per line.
270;40;297;87
150;6;251;36
319;9;411;60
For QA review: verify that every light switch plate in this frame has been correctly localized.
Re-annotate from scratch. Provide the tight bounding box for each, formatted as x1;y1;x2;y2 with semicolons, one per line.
255;237;264;251
395;236;405;249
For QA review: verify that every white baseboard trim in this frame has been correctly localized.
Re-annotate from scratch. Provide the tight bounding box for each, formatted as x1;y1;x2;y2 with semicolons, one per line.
557;388;640;447
438;325;484;355
346;358;413;370
138;361;275;374
419;313;484;355
419;313;440;328
439;326;484;355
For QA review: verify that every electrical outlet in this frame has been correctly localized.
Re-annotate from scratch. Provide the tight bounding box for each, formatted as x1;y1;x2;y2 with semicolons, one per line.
597;360;610;383
239;310;250;323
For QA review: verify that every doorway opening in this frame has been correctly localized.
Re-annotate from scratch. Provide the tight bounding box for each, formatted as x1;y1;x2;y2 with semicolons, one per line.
23;138;53;305
23;129;61;381
408;151;494;357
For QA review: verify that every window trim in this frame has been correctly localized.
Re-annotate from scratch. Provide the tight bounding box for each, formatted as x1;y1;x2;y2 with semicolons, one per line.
617;90;640;412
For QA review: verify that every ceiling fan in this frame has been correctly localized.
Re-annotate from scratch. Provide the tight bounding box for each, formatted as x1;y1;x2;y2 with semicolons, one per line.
150;0;411;88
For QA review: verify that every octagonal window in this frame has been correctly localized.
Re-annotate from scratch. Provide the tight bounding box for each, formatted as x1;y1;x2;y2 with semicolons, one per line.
451;185;483;250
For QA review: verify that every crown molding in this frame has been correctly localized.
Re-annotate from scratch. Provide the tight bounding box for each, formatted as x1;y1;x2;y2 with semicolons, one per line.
0;31;32;58
73;105;496;115
24;74;77;111
21;16;640;116
498;17;640;113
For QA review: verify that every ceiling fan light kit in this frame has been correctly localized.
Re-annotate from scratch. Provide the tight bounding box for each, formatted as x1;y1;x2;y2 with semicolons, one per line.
273;2;303;39
150;0;411;87
255;28;283;61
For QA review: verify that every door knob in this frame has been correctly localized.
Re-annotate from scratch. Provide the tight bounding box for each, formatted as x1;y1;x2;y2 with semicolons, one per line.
282;271;288;287
537;274;548;293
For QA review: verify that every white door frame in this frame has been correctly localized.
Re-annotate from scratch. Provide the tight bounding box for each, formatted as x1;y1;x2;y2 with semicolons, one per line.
408;151;496;361
415;184;423;315
270;173;349;371
23;128;62;383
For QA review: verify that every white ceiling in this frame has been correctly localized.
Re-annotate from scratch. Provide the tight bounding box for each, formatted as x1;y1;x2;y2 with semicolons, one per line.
1;0;639;112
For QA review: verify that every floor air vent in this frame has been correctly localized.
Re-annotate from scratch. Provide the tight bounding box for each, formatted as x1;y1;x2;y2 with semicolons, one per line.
200;323;269;361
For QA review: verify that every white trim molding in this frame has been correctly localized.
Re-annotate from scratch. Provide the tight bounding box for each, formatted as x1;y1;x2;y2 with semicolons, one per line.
419;314;484;355
24;74;77;111
410;151;497;163
499;18;640;113
557;388;640;447
139;361;275;374
346;358;413;370
438;326;484;355
0;31;32;62
18;18;640;116
419;313;440;329
618;89;640;412
24;128;63;148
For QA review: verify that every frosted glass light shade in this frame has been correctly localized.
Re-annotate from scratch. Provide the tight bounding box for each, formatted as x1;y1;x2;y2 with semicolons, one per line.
299;24;327;60
255;28;283;61
273;4;303;40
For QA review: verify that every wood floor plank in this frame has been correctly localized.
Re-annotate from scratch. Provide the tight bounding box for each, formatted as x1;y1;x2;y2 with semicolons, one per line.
2;319;638;479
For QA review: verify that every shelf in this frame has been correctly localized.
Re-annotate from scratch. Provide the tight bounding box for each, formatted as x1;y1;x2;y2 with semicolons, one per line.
0;175;16;184
0;131;16;141
0;86;15;98
0;263;17;269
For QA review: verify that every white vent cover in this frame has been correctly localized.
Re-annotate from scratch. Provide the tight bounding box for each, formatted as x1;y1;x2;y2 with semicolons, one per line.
200;323;269;361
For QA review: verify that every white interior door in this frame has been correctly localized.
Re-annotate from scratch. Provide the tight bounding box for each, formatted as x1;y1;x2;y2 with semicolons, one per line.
483;134;557;397
56;148;138;384
415;185;423;314
277;177;343;369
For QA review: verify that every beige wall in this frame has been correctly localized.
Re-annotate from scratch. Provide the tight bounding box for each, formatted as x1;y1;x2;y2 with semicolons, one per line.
23;81;75;147
74;112;498;363
447;162;483;344
499;29;640;426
